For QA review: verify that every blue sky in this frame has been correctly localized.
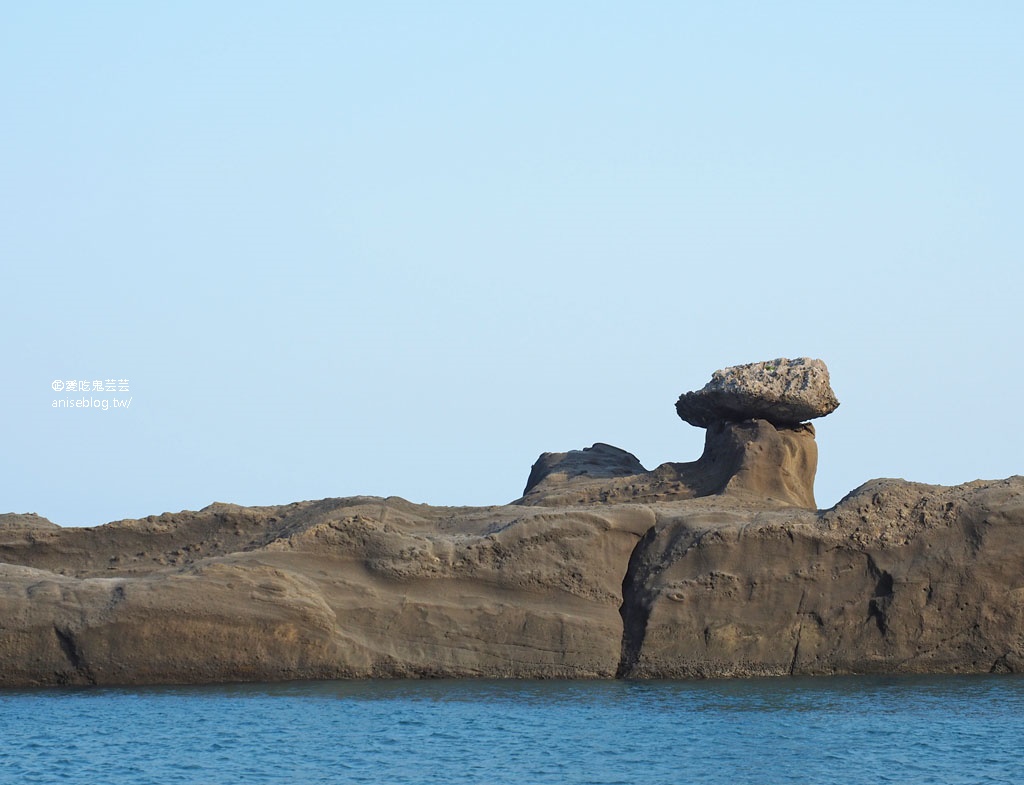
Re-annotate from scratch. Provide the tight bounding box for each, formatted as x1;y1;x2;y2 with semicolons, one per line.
3;3;1021;525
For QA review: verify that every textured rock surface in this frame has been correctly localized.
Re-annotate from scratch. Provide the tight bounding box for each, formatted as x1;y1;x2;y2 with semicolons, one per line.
519;420;818;509
3;358;1022;687
523;443;646;497
0;498;654;685
1;473;1022;686
676;357;840;427
0;513;59;530
619;478;1024;678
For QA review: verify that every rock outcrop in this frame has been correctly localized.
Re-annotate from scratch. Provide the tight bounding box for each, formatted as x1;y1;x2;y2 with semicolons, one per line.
618;477;1024;678
1;358;1021;687
0;498;655;684
523;443;647;497
520;420;818;509
0;513;60;530
676;357;839;427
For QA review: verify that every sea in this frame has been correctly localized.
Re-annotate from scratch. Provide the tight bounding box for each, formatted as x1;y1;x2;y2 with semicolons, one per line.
1;675;1021;785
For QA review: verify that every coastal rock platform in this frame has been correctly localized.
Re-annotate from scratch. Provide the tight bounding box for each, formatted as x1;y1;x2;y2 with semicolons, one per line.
2;359;1021;686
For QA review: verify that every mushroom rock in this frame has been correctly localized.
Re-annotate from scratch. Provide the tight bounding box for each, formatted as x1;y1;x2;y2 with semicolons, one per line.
675;357;839;428
672;357;839;509
519;358;835;510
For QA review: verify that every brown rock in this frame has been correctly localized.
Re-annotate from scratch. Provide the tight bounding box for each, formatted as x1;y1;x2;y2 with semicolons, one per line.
518;419;818;509
618;477;1024;678
0;513;59;530
6;470;1024;683
523;443;646;496
1;474;1022;685
2;358;1022;686
0;497;654;685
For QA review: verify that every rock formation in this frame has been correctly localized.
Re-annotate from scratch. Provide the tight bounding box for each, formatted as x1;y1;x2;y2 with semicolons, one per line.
0;512;60;530
676;357;839;427
520;421;818;509
524;357;832;509
1;358;1021;687
618;477;1024;678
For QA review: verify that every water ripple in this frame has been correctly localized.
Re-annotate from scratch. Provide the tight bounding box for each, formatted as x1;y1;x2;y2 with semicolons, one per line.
1;675;1022;784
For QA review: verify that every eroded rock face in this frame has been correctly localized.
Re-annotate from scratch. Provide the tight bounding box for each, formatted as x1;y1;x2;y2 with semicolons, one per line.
1;475;1021;686
701;420;818;509
0;513;59;530
0;498;655;685
1;359;1021;686
518;420;817;509
676;357;839;427
617;477;1024;678
1;474;1022;685
523;443;646;497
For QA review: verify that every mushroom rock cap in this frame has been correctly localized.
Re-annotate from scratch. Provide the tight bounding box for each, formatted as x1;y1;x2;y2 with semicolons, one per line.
675;357;840;428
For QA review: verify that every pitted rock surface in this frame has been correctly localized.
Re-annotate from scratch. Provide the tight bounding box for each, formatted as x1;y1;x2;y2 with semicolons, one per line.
676;357;839;427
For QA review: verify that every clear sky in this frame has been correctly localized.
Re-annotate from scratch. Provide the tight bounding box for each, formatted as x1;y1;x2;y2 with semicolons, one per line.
3;2;1021;526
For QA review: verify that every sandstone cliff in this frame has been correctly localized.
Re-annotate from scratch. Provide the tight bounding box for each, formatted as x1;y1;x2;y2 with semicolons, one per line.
1;358;1021;686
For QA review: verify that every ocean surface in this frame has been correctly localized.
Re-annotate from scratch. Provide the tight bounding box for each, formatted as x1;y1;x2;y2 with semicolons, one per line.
1;675;1021;785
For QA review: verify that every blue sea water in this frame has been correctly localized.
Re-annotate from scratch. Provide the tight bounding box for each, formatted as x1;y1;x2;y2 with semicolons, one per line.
1;676;1021;785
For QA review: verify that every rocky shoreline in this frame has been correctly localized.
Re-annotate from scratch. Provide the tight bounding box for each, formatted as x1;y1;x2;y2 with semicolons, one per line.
2;359;1021;686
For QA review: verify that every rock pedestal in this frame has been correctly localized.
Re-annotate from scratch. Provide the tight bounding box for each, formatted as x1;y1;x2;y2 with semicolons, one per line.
698;419;818;509
519;358;836;510
675;357;838;508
